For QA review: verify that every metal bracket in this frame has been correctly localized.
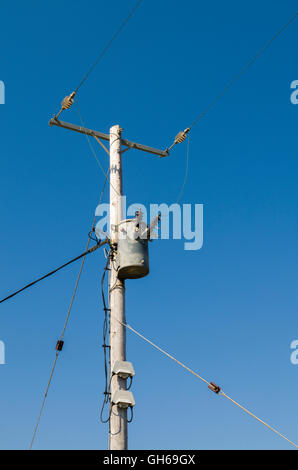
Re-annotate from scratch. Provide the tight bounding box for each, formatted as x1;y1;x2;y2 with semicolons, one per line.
49;118;169;158
93;135;110;156
121;144;135;155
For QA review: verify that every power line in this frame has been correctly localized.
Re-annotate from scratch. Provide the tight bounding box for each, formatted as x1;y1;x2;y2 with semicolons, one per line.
189;11;297;130
0;243;103;306
74;0;144;94
115;316;298;449
166;11;298;151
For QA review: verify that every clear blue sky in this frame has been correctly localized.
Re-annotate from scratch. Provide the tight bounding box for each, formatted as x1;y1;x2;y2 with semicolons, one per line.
0;0;297;450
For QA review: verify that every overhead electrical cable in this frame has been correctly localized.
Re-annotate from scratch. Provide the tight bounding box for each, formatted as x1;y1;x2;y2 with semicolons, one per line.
74;0;144;94
166;12;298;152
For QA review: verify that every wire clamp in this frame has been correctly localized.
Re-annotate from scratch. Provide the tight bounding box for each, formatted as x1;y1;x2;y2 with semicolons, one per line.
208;381;221;394
56;340;64;352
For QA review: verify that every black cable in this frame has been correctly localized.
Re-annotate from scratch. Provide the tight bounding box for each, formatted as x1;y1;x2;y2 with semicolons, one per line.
100;372;115;424
100;394;111;424
0;242;104;306
127;376;133;391
88;227;100;243
100;253;112;423
102;258;110;389
127;406;134;424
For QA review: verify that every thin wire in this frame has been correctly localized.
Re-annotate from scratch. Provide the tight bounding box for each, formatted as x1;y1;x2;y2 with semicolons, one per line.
188;12;297;131
74;0;144;94
75;100;108;176
29;353;59;450
165;11;298;151
176;135;190;203
29;166;110;450
75;100;120;196
119;320;209;385
221;392;298;449
115;317;298;449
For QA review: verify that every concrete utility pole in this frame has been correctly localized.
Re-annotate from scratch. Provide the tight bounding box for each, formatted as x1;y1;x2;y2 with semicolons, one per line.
49;117;168;450
108;125;127;449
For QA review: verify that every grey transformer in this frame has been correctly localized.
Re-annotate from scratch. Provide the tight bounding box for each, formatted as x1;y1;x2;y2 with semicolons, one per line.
116;218;150;280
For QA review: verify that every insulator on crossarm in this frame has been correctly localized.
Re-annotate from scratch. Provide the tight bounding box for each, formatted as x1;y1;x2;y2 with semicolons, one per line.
61;91;76;110
166;127;190;153
174;127;190;144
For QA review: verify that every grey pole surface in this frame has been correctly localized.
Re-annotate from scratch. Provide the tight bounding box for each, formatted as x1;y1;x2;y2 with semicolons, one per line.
109;125;127;449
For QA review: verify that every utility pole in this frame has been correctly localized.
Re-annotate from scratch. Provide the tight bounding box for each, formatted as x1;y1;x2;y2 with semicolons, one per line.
108;125;127;449
49;117;168;450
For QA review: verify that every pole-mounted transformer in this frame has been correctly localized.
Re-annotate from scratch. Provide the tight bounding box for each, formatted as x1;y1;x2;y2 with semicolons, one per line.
116;213;161;280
